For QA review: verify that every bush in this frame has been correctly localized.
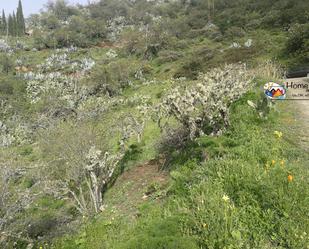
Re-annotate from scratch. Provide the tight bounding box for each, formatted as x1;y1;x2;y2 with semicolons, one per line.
0;54;14;74
116;217;199;249
159;64;252;139
0;76;26;96
284;23;309;66
87;59;138;96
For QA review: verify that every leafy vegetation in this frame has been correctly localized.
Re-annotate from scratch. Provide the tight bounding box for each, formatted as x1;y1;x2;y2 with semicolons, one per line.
0;0;308;248
53;87;309;249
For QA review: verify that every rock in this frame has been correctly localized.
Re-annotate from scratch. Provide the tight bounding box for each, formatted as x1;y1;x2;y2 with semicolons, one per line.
244;39;253;48
203;23;223;41
229;42;241;48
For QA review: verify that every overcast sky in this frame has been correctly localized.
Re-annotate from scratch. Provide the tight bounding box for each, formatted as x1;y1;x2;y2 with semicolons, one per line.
0;0;90;17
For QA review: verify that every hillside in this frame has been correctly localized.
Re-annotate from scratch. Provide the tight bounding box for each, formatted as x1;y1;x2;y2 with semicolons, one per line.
0;0;308;248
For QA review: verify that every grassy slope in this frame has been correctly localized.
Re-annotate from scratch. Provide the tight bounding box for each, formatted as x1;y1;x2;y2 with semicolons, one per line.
2;27;307;248
53;83;309;248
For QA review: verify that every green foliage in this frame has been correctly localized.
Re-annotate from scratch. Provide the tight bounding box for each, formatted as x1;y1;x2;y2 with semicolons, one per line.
116;217;199;249
45;0;80;21
284;23;309;67
87;58;138;96
0;55;14;75
55;88;308;249
16;0;26;36
1;0;309;247
3;0;25;37
1;10;7;35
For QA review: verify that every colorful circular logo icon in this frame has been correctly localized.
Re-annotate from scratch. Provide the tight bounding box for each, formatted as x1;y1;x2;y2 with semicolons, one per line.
264;82;286;100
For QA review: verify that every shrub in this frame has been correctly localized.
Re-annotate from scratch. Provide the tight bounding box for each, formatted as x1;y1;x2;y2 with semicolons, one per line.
87;59;137;96
157;50;183;64
0;54;14;74
157;64;252;140
116;217;199;249
284;23;309;66
39;122;123;215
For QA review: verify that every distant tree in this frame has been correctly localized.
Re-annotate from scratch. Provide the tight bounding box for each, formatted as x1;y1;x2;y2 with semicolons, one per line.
7;14;14;36
41;14;61;30
2;10;7;36
12;11;17;36
45;0;79;21
16;0;26;36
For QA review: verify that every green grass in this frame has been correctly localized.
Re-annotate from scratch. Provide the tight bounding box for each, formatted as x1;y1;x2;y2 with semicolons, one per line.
2;26;307;249
52;85;309;249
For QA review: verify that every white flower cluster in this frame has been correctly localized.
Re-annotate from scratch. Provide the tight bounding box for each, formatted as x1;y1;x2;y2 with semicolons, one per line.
0;39;12;53
127;94;151;106
145;13;162;24
230;39;253;49
0;121;15;147
82;146;122;213
0;121;31;147
37;51;95;73
142;79;160;86
157;64;252;139
15;59;23;66
107;16;127;41
106;49;118;59
77;93;151;120
42;53;69;70
25;52;95;105
25;72;76;104
134;69;145;80
62;45;78;53
81;58;96;71
77;96;122;119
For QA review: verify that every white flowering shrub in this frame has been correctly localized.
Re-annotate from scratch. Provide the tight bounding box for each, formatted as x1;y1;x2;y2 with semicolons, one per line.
0;121;31;147
107;16;127;41
77;96;123;119
25;73;78;104
81;146;122;213
43;143;123;214
24;52;95;105
119;102;152;150
0;40;11;52
106;49;118;59
156;64;252;139
77;93;151;120
0;121;14;147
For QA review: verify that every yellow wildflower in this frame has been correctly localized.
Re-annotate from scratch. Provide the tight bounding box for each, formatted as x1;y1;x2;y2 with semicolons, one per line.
222;194;230;202
271;160;276;165
274;131;283;138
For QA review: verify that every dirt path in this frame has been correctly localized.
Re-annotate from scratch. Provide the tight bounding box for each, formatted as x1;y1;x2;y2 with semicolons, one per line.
295;100;309;150
284;78;309;151
103;160;168;218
